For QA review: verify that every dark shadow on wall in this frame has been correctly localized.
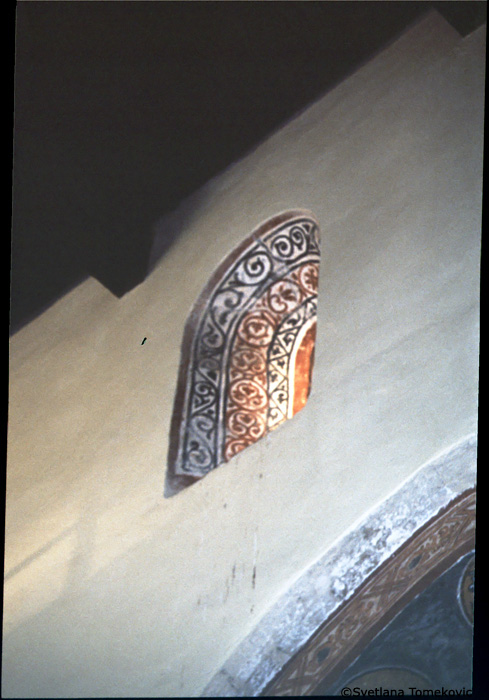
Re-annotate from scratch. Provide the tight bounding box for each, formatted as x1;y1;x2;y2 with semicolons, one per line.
10;1;486;335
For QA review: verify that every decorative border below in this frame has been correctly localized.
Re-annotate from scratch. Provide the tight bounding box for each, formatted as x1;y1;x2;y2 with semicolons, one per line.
264;488;476;695
202;433;477;697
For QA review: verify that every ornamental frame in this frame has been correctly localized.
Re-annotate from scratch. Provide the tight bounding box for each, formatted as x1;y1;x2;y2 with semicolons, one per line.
165;210;320;496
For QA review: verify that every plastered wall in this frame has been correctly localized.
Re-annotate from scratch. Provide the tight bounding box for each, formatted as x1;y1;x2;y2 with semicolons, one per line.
4;12;483;698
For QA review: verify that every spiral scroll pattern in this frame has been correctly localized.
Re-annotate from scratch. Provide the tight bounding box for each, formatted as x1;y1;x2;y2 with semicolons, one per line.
223;263;319;460
169;214;320;479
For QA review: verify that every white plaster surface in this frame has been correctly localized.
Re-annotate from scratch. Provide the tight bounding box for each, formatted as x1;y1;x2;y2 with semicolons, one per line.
202;433;478;696
4;12;483;698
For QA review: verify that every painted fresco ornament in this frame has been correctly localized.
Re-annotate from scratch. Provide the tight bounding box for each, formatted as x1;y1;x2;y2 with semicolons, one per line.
458;555;475;625
165;210;320;496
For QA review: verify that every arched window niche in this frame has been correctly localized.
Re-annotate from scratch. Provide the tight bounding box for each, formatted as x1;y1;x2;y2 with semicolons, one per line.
165;210;320;497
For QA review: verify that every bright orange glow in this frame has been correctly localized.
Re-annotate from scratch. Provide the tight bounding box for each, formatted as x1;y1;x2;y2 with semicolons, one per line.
292;322;316;415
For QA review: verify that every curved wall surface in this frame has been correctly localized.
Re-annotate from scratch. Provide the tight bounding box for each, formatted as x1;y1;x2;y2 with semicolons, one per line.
203;437;476;696
4;11;483;698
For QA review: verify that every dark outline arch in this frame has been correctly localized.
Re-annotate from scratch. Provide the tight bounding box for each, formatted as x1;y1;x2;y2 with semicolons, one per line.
165;210;320;496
